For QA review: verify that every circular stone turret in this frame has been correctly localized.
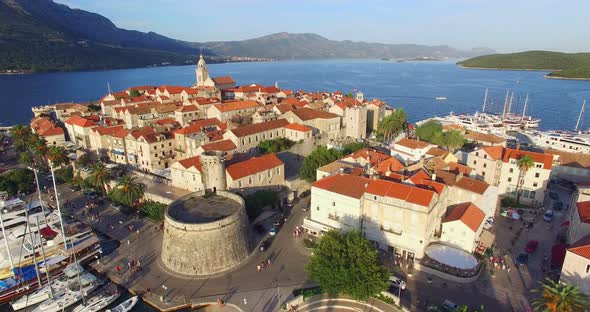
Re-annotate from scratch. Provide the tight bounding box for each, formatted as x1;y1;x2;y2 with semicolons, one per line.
161;191;251;276
200;151;227;192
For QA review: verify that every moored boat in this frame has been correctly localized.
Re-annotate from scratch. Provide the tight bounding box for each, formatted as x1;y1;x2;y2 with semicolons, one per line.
106;295;139;312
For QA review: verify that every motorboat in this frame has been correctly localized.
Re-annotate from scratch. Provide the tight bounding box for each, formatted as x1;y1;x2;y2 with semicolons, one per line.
72;284;121;312
106;295;139;312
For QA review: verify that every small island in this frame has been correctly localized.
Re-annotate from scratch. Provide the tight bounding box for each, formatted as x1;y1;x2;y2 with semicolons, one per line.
458;51;590;80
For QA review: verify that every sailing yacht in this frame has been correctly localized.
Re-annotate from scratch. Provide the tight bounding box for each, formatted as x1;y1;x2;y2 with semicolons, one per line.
32;273;102;312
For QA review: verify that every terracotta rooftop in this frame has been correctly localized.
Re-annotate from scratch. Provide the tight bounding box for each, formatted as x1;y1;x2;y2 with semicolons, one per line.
290;108;339;121
375;157;405;173
212;76;235;85
92;125;124;136
213;100;260;112
177;105;198;113
502;148;553;170
567;235;590;260
274;103;297;114
226;153;283;180
577;201;590;223
447;162;473;175
64;115;96;128
312;173;370;199
39;127;64;137
434;170;459;186
426;147;449;157
443;202;485;232
480;145;504;160
285;123;312;132
177;156;203;172
395;138;431;150
549;150;590;169
465;131;506;144
230;119;289;138
454;176;489;194
200;139;237;152
424;156;448;171
366;178;436;207
194;97;220;105
173;118;220;135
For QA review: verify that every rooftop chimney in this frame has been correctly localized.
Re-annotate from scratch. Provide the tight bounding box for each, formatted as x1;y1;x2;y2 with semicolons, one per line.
431;173;436;181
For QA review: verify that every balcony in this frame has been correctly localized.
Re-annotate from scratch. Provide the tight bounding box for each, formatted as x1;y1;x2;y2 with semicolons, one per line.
328;214;340;221
380;226;402;236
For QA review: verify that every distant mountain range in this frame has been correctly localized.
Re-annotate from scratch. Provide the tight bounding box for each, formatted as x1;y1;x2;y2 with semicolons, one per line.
0;0;495;72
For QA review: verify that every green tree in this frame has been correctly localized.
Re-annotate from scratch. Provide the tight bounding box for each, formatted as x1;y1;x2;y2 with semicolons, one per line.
442;130;465;152
258;138;295;154
531;278;589;312
342;141;370;154
376;108;407;142
128;89;141;97
47;145;68;168
516;155;535;204
415;120;443;142
305;230;390;300
109;175;145;207
87;162;111;194
140;200;166;221
10;125;32;152
300;146;345;183
0;168;35;196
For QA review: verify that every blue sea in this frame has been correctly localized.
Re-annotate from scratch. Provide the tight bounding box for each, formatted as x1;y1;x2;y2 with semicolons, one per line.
1;59;589;130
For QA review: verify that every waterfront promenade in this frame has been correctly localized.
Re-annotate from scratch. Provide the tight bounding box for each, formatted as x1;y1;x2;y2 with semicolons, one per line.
53;183;313;312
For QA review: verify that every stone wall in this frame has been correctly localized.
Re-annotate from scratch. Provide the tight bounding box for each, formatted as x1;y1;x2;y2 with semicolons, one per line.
161;191;252;276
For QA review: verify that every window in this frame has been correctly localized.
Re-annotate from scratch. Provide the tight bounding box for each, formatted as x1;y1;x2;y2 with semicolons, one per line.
476;152;479;157
316;206;320;211
535;173;540;178
484;154;487;159
248;177;252;185
508;177;512;182
482;172;486;176
374;196;377;200
509;168;514;173
536;164;542;168
587;265;590;273
332;202;336;206
483;163;487;168
530;191;536;199
238;180;242;188
473;160;477;165
533;182;538;187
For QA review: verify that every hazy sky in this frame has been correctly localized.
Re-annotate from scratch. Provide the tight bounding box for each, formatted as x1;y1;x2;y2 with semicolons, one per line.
59;0;590;53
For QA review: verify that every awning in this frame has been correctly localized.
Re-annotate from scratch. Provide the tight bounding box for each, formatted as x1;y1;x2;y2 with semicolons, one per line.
39;254;67;268
478;229;495;248
40;226;58;238
303;218;331;234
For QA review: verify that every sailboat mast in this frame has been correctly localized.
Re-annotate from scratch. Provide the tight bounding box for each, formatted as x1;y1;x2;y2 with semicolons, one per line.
35;216;53;298
24;207;42;287
575;100;586;131
522;94;529;119
0;212;14;269
508;92;514;115
482;88;488;113
503;90;510;118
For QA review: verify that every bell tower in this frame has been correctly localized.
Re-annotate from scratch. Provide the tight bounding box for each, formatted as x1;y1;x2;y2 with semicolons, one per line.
196;52;209;87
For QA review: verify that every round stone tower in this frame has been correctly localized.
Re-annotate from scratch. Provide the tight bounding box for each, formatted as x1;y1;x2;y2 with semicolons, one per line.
161;191;251;276
200;151;226;192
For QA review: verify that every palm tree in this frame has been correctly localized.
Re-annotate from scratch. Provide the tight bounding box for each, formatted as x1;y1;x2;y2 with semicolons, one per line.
516;155;535;204
87;162;111;195
47;146;68;168
10;125;32;152
532;278;589;312
442;130;465;152
109;175;145;208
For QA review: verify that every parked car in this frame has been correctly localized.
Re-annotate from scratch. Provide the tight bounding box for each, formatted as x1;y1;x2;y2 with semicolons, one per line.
442;299;459;311
269;226;278;236
543;210;554;222
525;240;539;253
483;217;494;230
389;276;407;290
516;253;529;265
299;190;311;199
553;201;563;211
549;192;559;200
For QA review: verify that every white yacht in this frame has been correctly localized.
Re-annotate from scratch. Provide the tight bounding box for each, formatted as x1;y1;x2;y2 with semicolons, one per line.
32;273;101;312
72;285;121;312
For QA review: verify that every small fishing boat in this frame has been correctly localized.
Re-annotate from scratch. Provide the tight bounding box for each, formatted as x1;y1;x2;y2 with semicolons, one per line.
435;96;447;100
106;295;139;312
72;285;121;312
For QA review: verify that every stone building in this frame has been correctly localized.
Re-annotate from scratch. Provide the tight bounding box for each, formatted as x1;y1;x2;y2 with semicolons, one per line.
170;156;205;192
223;119;289;154
281;108;340;136
560;235;590;295
225;153;285;193
64;115;96;148
440;202;486;252
207;100;260;122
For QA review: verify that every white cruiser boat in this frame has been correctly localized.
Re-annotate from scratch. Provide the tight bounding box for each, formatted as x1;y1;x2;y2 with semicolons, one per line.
32;273;101;312
10;264;84;310
72;285;121;312
106;295;138;312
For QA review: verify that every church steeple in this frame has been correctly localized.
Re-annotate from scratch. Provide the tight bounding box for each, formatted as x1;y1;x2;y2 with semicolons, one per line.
196;52;209;86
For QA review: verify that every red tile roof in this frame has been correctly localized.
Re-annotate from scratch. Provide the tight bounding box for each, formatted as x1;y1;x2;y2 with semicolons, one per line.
230;119;289;137
366;178;436;207
375;157;405;173
347;148;391;166
226;153;283;180
285;123;312;132
262;86;280;93
173;118;221;135
408;170;446;195
454;176;489;194
129;126;156;139
213;100;260;112
154;118;177;126
200;139;237;152
65;115;96;127
395;138;431;150
447;162;473;175
443;202;485;232
127;85;154;91
177;156;203;172
194;97;220;105
426;147;449;157
290;108;339;121
465;131;505;144
502;148;553;170
177;105;198;113
212;76;235;85
113;128;131;138
480;146;504;160
280;97;306;107
567;235;590;260
274;103;297;114
312;173;370;199
39;127;64;137
577;201;590;223
92;125;124;136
